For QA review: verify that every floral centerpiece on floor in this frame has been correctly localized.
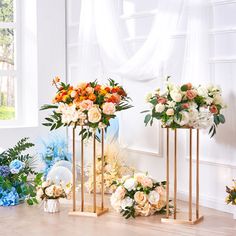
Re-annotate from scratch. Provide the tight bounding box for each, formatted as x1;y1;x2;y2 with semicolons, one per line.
143;77;226;137
41;77;132;140
36;180;71;213
226;180;236;205
86;142;134;193
111;173;168;218
0;138;43;206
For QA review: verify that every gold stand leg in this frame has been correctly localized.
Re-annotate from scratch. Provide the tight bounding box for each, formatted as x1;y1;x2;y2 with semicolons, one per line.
81;126;84;212
69;127;108;217
189;128;192;222
101;129;105;210
166;128;170;218
161;128;204;225
72;127;76;212
93;133;97;213
174;129;177;219
196;129;199;219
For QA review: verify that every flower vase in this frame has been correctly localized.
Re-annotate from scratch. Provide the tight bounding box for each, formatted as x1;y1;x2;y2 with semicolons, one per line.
44;199;60;213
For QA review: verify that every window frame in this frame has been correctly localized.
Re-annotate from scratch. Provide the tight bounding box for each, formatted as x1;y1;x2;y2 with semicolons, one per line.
0;0;21;126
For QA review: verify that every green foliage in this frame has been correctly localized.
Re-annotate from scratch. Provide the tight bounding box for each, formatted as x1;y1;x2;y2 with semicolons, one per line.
0;105;15;120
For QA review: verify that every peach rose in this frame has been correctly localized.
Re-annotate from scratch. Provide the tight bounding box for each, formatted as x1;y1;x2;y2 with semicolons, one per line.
79;99;93;111
86;87;94;94
102;102;116;115
186;83;192;90
166;108;174;116
140;177;153;188
88;105;101;123
134;191;147;206
210;105;218;114
182;103;190;109
186;90;197;100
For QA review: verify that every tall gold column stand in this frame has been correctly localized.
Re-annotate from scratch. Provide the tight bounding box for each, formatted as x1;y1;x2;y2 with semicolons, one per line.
69;127;109;217
161;127;204;225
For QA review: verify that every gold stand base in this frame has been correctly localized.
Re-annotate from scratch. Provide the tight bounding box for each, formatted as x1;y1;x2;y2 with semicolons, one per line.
161;216;204;225
69;206;109;217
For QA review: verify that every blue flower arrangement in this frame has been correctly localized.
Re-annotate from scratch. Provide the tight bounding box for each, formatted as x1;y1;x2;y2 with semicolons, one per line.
0;138;43;206
39;134;71;177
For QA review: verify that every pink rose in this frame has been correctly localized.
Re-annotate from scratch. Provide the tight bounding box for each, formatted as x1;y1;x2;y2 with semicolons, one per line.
79;100;93;111
186;90;197;100
102;102;116;115
157;97;167;104
210;105;218;114
182;103;189;109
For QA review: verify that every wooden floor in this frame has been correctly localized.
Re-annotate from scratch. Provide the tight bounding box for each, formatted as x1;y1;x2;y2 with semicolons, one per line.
0;198;236;236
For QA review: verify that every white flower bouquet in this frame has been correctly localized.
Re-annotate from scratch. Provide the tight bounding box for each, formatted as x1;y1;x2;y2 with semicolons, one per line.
110;173;168;219
36;180;71;201
143;77;226;137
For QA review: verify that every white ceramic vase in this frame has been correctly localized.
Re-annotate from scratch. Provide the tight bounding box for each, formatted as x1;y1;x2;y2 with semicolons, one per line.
44;199;60;213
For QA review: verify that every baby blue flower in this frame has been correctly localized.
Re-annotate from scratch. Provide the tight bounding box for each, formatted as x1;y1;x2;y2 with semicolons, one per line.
0;187;19;206
9;160;25;174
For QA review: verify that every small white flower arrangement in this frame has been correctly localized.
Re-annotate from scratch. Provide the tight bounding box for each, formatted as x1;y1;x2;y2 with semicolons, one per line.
143;77;226;137
110;173;168;219
36;180;71;201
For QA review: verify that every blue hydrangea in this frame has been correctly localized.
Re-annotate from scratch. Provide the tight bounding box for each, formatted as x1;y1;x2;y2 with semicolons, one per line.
0;187;19;206
9;160;25;174
0;165;10;177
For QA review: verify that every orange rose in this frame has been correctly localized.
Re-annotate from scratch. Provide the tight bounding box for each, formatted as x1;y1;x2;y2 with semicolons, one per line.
89;94;96;102
210;105;218;114
105;87;111;93
94;85;101;92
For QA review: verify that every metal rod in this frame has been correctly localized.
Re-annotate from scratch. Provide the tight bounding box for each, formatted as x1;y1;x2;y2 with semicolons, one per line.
72;127;76;211
166;128;170;218
81;126;84;212
93;133;97;213
101;129;105;209
196;129;200;219
174;129;177;219
189;128;193;221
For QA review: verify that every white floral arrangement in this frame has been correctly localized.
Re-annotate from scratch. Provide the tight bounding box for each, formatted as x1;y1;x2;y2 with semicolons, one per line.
110;173;167;219
143;77;226;137
36;180;72;201
86;143;134;193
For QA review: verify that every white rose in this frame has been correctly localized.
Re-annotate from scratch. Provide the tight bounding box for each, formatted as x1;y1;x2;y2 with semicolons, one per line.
197;86;208;98
45;185;55;197
174;111;190;126
213;94;223;106
148;191;160;205
124;178;137;191
70;90;77;98
36;188;44;201
110;194;122;212
188;108;199;126
170;91;182;102
121;197;134;210
167;101;176;108
88;105;102;123
155;104;165;113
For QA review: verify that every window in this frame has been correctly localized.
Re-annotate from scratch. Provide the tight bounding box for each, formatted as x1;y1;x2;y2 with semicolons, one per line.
0;0;18;121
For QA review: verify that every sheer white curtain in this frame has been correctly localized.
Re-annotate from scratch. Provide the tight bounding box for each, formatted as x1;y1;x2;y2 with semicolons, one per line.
76;0;212;83
77;0;184;81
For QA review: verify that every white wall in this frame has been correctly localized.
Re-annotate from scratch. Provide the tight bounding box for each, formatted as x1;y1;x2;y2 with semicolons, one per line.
0;0;66;149
67;0;236;214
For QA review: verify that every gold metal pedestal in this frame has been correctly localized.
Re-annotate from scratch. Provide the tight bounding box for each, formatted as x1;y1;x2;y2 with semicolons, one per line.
161;127;203;225
68;127;108;217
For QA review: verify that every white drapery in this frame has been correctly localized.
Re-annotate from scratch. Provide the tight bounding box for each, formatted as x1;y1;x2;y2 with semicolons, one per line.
76;0;212;83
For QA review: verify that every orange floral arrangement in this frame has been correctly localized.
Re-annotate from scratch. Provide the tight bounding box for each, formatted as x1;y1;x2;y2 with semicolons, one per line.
41;77;132;140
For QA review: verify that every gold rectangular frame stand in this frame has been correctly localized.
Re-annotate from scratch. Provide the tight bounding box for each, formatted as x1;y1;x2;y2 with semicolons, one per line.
68;126;108;217
161;127;204;225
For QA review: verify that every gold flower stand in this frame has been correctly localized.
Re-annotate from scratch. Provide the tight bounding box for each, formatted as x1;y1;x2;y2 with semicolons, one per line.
161;127;204;225
68;126;109;217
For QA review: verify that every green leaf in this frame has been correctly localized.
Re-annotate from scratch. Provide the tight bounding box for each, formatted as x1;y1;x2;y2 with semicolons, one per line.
181;85;188;91
144;114;152;125
27;199;33;205
140;110;150;113
45;117;54;122
40;104;58;111
218;114;225;124
42;123;52;127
